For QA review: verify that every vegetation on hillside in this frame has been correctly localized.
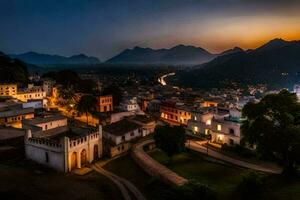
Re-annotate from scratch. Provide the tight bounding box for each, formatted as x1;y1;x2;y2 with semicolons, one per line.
0;51;28;84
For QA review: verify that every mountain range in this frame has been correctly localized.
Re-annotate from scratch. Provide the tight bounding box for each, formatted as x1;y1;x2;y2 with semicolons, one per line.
106;45;218;65
174;38;300;89
10;52;101;65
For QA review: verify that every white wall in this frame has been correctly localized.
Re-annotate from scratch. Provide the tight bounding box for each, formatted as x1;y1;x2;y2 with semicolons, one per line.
25;143;65;172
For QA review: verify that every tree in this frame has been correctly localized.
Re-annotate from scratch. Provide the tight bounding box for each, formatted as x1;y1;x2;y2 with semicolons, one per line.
76;95;97;125
58;85;76;106
153;125;186;162
242;90;300;175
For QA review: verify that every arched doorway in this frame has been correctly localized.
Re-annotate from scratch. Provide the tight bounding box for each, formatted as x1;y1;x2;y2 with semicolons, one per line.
93;145;99;161
81;149;87;166
71;152;77;170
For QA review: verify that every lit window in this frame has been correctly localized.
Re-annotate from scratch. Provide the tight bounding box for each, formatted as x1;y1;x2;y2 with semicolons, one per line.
194;116;197;120
194;126;198;132
217;134;223;142
205;129;209;135
206;119;211;125
217;124;222;131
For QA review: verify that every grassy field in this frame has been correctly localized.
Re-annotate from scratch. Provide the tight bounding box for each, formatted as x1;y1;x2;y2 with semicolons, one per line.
0;159;122;200
149;149;300;200
149;149;248;199
103;154;171;200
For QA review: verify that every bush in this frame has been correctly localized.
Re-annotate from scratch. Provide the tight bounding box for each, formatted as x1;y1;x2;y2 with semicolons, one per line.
163;181;217;200
237;172;265;200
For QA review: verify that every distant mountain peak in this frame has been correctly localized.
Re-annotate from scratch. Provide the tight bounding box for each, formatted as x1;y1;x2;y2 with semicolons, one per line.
10;52;101;65
257;38;291;52
219;46;243;56
106;44;215;65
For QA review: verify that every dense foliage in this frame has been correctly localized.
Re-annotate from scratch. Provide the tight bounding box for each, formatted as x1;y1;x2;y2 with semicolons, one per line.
76;95;97;125
0;52;28;84
154;125;186;159
102;85;122;106
242;90;300;175
43;70;98;93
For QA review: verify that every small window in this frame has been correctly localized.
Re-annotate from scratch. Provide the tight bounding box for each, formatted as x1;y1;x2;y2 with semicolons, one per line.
217;124;222;131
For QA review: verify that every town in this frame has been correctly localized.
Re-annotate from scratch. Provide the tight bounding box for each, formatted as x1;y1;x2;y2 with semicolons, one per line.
1;63;300;199
2;1;300;200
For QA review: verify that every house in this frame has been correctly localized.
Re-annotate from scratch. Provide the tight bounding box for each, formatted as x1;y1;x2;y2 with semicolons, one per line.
187;107;242;146
42;79;56;97
127;115;156;136
0;84;17;96
103;119;143;157
23;115;102;172
209;109;242;145
120;97;140;112
12;84;46;102
22;114;67;131
0;102;34;127
187;109;214;135
160;101;191;126
96;95;113;112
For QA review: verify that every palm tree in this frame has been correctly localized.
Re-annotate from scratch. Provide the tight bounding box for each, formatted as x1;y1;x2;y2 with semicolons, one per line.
76;95;97;126
59;85;76;106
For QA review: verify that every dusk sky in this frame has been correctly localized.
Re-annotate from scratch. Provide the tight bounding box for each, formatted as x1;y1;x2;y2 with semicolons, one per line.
1;0;300;60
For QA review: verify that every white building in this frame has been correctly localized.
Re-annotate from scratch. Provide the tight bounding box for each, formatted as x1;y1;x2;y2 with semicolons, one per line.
43;79;56;97
23;115;102;172
103;119;146;157
187;108;242;145
120;97;141;112
22;99;48;109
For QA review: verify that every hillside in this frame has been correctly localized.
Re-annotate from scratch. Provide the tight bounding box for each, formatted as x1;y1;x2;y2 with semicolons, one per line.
106;45;216;65
0;51;28;84
10;52;101;65
174;38;300;89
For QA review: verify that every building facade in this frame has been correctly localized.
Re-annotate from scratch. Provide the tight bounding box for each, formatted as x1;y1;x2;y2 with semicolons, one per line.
103;119;145;157
0;84;17;96
187;108;242;146
160;102;191;126
24;115;102;172
96;95;113;112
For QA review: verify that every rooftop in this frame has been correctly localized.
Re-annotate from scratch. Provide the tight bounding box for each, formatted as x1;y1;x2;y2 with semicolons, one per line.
33;126;97;140
0;107;34;118
0;127;25;141
22;115;66;125
103;119;141;136
129;115;155;124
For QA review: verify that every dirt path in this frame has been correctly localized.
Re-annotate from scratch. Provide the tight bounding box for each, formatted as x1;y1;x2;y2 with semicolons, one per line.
93;163;146;200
